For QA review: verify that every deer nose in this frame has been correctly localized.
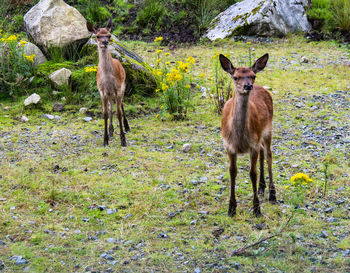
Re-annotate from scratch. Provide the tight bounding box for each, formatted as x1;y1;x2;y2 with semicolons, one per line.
244;84;253;91
102;40;108;46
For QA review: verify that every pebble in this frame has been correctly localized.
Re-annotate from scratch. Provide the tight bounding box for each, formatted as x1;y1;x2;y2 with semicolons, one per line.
21;116;29;122
182;143;192;153
83;117;92;122
194;268;201;273
107;238;115;243
158;232;169;238
42;114;54;120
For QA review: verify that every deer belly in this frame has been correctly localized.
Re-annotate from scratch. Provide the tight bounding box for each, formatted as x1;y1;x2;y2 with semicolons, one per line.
98;78;118;98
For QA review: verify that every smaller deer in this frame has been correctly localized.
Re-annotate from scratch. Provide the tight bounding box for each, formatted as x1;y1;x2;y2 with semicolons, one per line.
219;53;276;217
87;19;129;147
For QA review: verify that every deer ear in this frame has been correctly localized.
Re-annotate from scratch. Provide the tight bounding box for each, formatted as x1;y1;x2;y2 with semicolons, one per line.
219;54;235;74
106;18;112;30
86;22;96;33
251;53;269;73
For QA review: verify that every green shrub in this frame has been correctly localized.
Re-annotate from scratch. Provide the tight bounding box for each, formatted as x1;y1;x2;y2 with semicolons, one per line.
330;0;350;31
135;0;168;29
0;34;35;98
86;0;112;25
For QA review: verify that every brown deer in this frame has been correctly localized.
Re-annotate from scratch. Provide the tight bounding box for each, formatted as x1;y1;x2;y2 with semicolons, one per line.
87;19;129;147
219;53;276;217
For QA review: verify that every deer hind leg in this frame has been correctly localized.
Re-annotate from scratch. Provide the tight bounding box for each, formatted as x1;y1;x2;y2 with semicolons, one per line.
264;134;276;203
258;145;266;196
108;100;114;138
102;96;109;146
249;149;261;217
228;152;237;217
122;103;130;132
116;97;127;147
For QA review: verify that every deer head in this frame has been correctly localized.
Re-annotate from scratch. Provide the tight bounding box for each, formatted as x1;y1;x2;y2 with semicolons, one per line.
219;54;269;95
87;18;113;50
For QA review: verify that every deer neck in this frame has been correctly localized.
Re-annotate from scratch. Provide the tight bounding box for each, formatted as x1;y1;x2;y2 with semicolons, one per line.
98;47;114;75
231;91;250;148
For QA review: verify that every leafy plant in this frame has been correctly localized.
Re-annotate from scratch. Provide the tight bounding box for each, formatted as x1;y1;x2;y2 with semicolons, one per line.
153;37;194;120
330;0;350;31
86;0;112;25
0;33;35;98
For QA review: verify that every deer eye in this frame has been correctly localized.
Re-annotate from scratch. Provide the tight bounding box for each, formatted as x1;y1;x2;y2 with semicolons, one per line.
233;77;238;81
107;35;111;39
96;35;101;39
252;76;256;80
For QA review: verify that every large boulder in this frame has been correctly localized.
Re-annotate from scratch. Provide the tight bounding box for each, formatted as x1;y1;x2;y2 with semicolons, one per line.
82;34;157;96
24;0;90;56
206;0;311;40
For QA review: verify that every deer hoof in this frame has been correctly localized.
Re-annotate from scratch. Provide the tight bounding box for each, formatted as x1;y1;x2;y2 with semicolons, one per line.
228;207;236;217
258;187;265;196
121;140;127;147
253;207;262;217
269;195;277;204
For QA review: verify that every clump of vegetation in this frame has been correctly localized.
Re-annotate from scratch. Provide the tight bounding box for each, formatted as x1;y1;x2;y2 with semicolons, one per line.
152;37;195;120
307;0;350;33
0;32;35;98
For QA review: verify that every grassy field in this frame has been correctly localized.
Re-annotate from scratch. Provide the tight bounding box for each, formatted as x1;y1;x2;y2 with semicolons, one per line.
0;36;349;272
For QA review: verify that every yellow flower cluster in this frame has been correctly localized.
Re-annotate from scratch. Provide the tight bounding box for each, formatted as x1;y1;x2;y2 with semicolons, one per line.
177;61;189;73
290;173;313;186
154;37;163;42
186;56;195;65
156;49;163;54
0;34;18;43
166;68;183;82
23;54;35;62
19;40;28;46
85;66;98;73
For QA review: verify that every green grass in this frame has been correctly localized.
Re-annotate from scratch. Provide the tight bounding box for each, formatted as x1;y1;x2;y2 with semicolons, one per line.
0;36;349;272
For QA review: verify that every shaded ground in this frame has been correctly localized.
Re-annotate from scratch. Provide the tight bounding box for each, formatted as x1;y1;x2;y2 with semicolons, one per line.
0;37;349;272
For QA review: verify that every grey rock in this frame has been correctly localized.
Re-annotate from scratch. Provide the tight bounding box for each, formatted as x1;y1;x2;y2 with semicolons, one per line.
24;93;40;106
194;268;201;273
106;209;117;215
100;253;115;261
182;143;192;153
157;232;169;238
0;260;4;270
42;114;54;120
83;117;92;122
320;231;328;238
79;107;88;114
107;238;115;243
21;116;29;122
22;42;47;66
24;0;90;52
49;68;71;86
52;103;65;112
206;0;311;40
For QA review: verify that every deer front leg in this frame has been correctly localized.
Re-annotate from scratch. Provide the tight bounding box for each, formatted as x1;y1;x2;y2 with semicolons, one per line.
116;98;127;147
122;103;130;132
258;147;266;196
102;97;109;146
228;152;237;217
264;136;276;203
250;149;261;217
109;101;114;138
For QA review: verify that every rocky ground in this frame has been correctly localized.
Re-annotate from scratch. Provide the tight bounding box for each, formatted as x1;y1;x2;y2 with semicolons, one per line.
0;37;349;272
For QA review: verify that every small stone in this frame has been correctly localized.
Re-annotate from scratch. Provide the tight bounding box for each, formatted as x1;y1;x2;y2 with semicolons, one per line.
107;238;115;243
52;103;65;112
100;253;115;261
3;106;9;111
320;231;328;238
21;116;29;122
301;56;309;63
83;117;92;122
190;220;197;225
123;213;132;219
324;207;333;213
106;209;117;215
194;267;201;273
157;232;169;238
182;143;192;153
0;260;4;270
79;107;88;114
42;114;54;120
24;93;40;106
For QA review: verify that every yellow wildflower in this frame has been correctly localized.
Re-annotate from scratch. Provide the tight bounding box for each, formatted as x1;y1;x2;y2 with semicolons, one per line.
177;61;189;73
185;84;191;89
165;61;171;65
155;89;160;92
156;70;163;76
161;83;169;91
156;58;162;64
85;66;98;73
155;114;160;118
165;53;170;57
186;56;195;64
285;185;290;190
23;54;35;62
7;35;18;42
156;49;163;54
154;37;163;42
19;40;28;46
199;73;205;78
